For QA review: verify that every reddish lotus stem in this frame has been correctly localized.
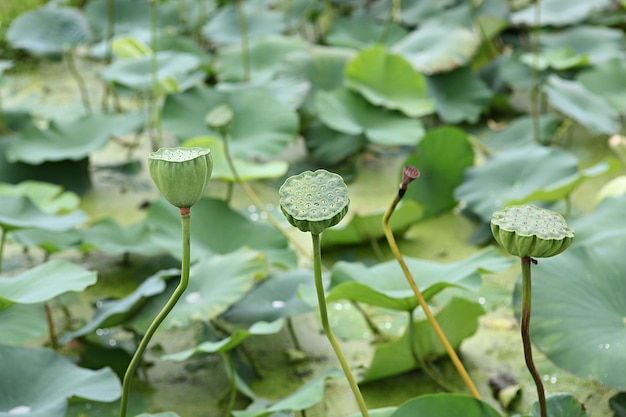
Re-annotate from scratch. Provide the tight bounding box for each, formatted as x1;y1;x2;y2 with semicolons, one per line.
180;207;190;216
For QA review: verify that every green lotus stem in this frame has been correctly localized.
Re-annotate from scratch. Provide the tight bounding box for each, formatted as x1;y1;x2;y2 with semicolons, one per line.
149;0;163;149
311;232;370;417
382;167;481;399
530;0;541;144
119;208;191;417
223;352;237;417
44;302;59;350
235;0;251;81
0;227;6;274
521;256;547;417
64;48;92;115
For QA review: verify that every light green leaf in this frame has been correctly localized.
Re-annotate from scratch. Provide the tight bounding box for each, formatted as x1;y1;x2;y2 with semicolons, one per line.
530;394;588;417
511;0;613;27
182;136;288;182
322;200;424;248
390;393;501;417
81;217;165;257
0;260;96;309
316;89;425;146
7;6;92;58
482;114;560;150
0;180;80;214
392;22;480;74
0;195;87;232
8;112;144;164
520;48;589;71
0;304;47;346
345;44;435;118
362;298;484;382
403;126;474;217
163;319;284;361
327;247;511;312
326;15;407;49
111;36;152;59
425;65;493;123
577;58;626;114
0;346;120;417
303;122;365;166
545;75;619;135
539;25;626;64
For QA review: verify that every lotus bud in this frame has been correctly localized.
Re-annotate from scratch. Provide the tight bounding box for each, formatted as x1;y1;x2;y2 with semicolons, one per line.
490;204;574;258
148;147;212;209
205;104;234;134
279;169;350;235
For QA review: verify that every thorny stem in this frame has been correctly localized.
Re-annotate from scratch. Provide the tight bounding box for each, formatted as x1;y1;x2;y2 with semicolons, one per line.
119;209;191;417
382;174;481;400
311;233;370;417
521;256;547;417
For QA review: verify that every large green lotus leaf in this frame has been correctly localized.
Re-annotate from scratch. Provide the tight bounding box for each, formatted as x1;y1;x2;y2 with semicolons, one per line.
85;0;180;38
530;394;588;417
162;86;298;160
164;318;284;361
136;413;180;417
0;260;96;309
99;51;203;92
346;409;395;417
145;198;287;262
568;195;626;248
482;114;560;150
0;345;120;417
326;15;407;49
390;393;501;417
217;76;311;111
0;195;87;232
425;65;493;123
0;304;47;346
11;229;82;254
403;126;474;218
391;22;480;74
316;89;425;147
61;269;179;342
577;59;626;114
0;180;80;214
520;48;589;71
321;200;424;248
82;217;166;257
202;0;284;46
8;112;144;164
155;249;267;329
513;242;626;390
511;0;612;27
362;297;484;382
6;6;91;58
539;25;625;65
216;35;308;82
327;246;511;312
345;44;435;118
220;270;315;326
232;368;343;417
182;136;288;182
545;75;618;135
454;144;610;221
303;122;365;166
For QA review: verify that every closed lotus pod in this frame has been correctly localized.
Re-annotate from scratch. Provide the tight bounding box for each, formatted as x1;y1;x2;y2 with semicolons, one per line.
148;147;212;209
491;204;574;258
279;169;349;235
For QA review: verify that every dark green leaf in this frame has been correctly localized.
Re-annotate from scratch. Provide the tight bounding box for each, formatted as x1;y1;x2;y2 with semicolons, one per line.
81;217;164;257
389;393;501;417
530;393;588;417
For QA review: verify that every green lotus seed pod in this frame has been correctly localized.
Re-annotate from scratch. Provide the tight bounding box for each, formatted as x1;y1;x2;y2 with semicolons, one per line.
279;169;350;235
148;147;212;209
205;104;234;133
490;204;574;258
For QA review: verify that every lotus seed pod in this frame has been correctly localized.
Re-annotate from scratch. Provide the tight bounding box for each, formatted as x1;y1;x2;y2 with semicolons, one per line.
490;204;574;258
279;169;350;235
149;147;212;209
205;104;234;133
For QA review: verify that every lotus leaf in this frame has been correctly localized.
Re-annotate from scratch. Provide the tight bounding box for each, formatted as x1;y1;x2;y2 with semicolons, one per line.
362;298;484;382
315;89;425;147
389;393;501;417
0;345;120;417
0;260;96;309
162;86;298;160
303;122;365;165
482;115;560;150
511;0;613;27
81;217;164;257
520;48;589;71
327;246;511;312
7;112;144;164
217;77;311;111
0;304;47;346
530;393;588;417
539;25;626;65
402;126;474;218
345;45;435;118
0;195;87;232
326;16;407;49
182;136;288;182
0;180;80;214
392;22;480;74
7;6;91;58
425;65;493;123
544;75;618;135
577;58;626;114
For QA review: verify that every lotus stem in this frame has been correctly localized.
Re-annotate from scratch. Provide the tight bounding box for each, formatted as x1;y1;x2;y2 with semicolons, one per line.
149;0;163;149
0;227;6;274
530;0;541;144
311;232;370;417
521;256;547;417
382;166;481;399
44;302;59;350
119;208;191;417
235;0;251;81
64;48;92;115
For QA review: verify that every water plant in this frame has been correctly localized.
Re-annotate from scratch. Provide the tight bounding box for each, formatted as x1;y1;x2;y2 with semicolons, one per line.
382;165;481;399
279;169;370;417
119;146;212;417
491;204;574;417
